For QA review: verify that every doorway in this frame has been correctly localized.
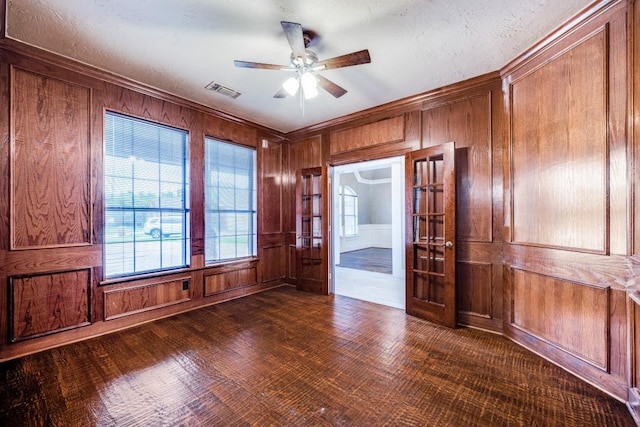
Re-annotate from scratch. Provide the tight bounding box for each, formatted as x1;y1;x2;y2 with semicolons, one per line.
331;156;405;309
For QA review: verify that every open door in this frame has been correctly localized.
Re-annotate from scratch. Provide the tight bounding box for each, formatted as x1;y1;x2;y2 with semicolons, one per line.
406;142;456;327
295;167;328;294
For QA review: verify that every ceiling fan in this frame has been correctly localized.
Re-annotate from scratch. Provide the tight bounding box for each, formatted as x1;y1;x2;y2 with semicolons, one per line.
234;21;371;100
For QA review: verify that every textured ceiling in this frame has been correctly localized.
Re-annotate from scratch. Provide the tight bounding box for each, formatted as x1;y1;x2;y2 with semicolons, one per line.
6;0;593;133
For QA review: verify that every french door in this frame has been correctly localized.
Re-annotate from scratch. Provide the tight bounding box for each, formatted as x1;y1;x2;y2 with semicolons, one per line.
405;142;456;327
295;167;328;293
293;144;456;328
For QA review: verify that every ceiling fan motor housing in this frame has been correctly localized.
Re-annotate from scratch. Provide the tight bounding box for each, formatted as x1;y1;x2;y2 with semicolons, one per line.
290;50;319;69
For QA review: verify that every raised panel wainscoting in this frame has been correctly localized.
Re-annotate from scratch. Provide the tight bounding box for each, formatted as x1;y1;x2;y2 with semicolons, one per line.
103;277;191;321
9;269;91;342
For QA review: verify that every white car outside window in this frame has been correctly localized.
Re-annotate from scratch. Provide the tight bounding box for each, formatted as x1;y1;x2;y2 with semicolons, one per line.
143;216;183;238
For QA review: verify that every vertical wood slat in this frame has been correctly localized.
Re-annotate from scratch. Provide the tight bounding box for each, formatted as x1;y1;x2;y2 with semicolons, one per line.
10;269;90;341
10;67;91;249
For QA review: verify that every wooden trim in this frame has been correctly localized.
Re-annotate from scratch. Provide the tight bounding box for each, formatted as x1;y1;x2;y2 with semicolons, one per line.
501;0;623;76
0;39;284;139
286;72;500;139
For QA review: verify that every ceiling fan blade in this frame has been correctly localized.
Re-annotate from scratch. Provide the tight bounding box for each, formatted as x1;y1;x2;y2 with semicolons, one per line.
316;49;371;70
273;87;289;98
316;75;347;98
281;21;307;59
234;60;288;70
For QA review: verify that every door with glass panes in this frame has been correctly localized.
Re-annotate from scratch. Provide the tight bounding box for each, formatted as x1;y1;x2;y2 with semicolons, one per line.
406;142;456;327
295;167;328;294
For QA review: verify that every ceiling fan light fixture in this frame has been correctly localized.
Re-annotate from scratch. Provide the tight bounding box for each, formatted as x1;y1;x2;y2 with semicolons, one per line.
283;77;299;96
235;21;370;101
301;72;318;99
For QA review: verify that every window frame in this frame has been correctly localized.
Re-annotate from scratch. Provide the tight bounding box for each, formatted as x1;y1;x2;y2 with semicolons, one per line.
340;185;358;237
203;137;258;264
103;111;191;279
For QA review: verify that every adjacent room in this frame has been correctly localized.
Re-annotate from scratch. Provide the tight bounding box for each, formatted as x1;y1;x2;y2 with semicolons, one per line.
332;157;405;309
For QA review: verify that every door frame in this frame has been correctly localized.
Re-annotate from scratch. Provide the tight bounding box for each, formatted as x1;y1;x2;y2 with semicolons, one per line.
328;156;406;301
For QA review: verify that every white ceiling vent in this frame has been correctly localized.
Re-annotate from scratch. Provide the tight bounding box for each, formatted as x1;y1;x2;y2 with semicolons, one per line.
205;81;241;99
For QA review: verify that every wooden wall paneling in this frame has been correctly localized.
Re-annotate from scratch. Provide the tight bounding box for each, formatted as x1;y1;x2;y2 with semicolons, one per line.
104;83;196;131
420;80;503;331
0;0;5;39
285;135;323;283
606;9;629;256
288;245;297;280
260;244;285;284
507;1;629;256
422;91;493;243
609;286;627;386
2;246;102;278
0;60;10;252
204;264;258;297
202;114;258;149
0;47;290;361
287;72;499;140
0;58;10;347
629;296;640;420
103;277;191;320
260;138;283;234
634;0;640;256
10;67;91;249
328;112;421;165
505;266;629;400
330;115;404;155
511;268;608;370
189;111;205;266
10;269;91;341
489;81;505;328
90;83;106;322
631;295;640;390
456;261;492;319
509;29;608;253
502;1;631;400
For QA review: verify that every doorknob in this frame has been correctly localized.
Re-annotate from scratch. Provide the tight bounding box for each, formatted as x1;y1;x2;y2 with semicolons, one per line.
444;241;454;248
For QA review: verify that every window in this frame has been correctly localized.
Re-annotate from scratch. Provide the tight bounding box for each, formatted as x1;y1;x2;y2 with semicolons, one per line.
104;112;190;278
340;185;358;237
204;138;257;262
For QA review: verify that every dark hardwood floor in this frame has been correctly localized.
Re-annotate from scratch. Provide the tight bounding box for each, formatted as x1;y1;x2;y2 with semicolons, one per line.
0;286;634;426
338;247;392;274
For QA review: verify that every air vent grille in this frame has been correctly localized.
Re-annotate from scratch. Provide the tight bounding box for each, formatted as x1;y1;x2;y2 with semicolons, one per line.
205;81;241;99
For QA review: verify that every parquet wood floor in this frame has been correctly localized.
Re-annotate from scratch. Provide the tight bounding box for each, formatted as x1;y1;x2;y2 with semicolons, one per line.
0;286;634;426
